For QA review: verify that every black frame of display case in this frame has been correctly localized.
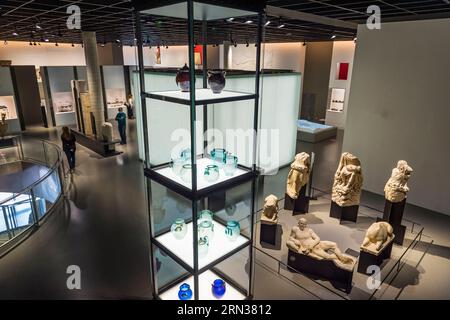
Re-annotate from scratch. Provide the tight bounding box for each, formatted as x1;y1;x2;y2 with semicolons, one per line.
134;0;265;300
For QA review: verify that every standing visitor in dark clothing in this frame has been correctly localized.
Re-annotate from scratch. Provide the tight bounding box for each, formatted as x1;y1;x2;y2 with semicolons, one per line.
61;126;76;173
115;107;127;144
125;93;134;119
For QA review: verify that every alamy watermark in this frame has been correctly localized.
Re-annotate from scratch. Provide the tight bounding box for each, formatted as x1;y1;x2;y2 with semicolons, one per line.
66;5;81;30
66;265;81;290
366;5;381;30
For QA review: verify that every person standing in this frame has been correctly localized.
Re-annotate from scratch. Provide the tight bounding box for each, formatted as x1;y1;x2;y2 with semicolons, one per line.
115;107;127;145
61;126;76;173
125;93;134;119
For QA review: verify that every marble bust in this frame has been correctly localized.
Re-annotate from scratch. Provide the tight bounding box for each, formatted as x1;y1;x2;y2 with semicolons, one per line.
361;221;394;254
286;218;356;271
261;194;279;224
286;152;310;199
384;160;413;203
331;152;363;207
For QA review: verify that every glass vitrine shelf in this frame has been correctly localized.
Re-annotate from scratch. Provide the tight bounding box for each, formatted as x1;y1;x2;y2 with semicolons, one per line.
159;269;246;300
146;157;254;199
145;88;257;106
155;219;250;271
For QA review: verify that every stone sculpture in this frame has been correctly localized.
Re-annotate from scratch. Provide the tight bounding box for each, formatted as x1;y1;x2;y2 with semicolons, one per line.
384;160;413;203
286;152;310;199
101;122;113;142
331;152;363;207
286;218;356;271
261;194;279;224
361;221;394;253
0;113;8;138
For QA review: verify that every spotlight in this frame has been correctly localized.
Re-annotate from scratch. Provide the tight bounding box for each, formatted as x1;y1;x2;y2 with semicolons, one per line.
116;38;121;43
38;42;41;46
71;43;74;47
302;41;306;46
29;41;33;46
100;42;105;47
165;45;168;49
81;43;84;48
44;38;49;42
331;35;336;39
226;17;234;22
55;42;59;46
264;20;271;27
353;37;357;43
245;20;253;24
278;18;285;28
34;42;37;46
233;42;237;47
246;40;249;47
12;31;18;36
36;24;41;30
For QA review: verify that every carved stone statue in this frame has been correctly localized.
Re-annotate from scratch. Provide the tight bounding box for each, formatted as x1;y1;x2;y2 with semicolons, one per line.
286;152;310;199
384;160;413;203
331;152;363;207
361;221;394;253
286;218;356;271
261;194;279;224
0;113;8;138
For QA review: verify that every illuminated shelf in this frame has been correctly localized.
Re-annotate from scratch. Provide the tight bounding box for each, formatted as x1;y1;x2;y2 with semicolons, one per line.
159;269;246;300
155;220;249;271
145;88;257;106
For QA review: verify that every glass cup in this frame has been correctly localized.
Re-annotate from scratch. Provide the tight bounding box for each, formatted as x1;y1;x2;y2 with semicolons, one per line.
204;164;219;183
223;155;238;176
170;218;187;240
198;220;214;240
198;236;209;258
180;148;192;161
180;164;192;183
170;157;185;176
225;220;240;242
210;148;228;168
198;209;214;223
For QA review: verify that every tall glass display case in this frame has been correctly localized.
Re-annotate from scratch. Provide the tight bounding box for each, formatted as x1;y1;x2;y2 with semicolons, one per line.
133;0;265;300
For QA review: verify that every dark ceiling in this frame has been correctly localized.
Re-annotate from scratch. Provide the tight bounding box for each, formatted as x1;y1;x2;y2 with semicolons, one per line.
0;0;449;46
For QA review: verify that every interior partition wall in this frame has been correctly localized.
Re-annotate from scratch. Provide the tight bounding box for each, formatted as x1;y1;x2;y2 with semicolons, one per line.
0;67;21;133
133;0;266;300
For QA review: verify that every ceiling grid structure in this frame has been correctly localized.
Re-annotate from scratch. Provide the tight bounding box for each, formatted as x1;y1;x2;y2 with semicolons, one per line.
0;0;448;45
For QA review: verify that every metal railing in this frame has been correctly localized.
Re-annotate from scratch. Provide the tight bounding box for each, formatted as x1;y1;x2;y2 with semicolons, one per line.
0;136;65;256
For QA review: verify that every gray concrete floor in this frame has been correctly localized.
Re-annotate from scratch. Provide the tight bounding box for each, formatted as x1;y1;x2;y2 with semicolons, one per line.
0;125;448;299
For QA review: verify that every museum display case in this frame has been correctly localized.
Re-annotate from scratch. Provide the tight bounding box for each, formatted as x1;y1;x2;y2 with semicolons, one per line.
101;65;127;120
134;0;265;300
41;66;77;126
328;88;345;112
0;67;21;134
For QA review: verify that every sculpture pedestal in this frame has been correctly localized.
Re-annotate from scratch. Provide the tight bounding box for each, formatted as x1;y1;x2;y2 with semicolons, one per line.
260;223;277;245
330;201;358;223
382;199;406;245
284;186;309;215
357;239;394;273
287;249;354;293
0;136;17;148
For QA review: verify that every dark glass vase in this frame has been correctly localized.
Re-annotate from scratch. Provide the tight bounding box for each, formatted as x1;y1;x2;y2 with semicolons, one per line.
208;70;226;94
176;63;190;92
211;279;226;298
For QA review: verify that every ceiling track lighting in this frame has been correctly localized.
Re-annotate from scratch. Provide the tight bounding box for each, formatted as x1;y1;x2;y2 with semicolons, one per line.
353;37;357;43
331;35;336;39
44;38;49;42
277;18;285;29
226;17;234;22
71;43;74;47
55;42;59;47
245;20;253;24
246;40;249;47
34;42;37;46
264;20;271;27
302;41;306;46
